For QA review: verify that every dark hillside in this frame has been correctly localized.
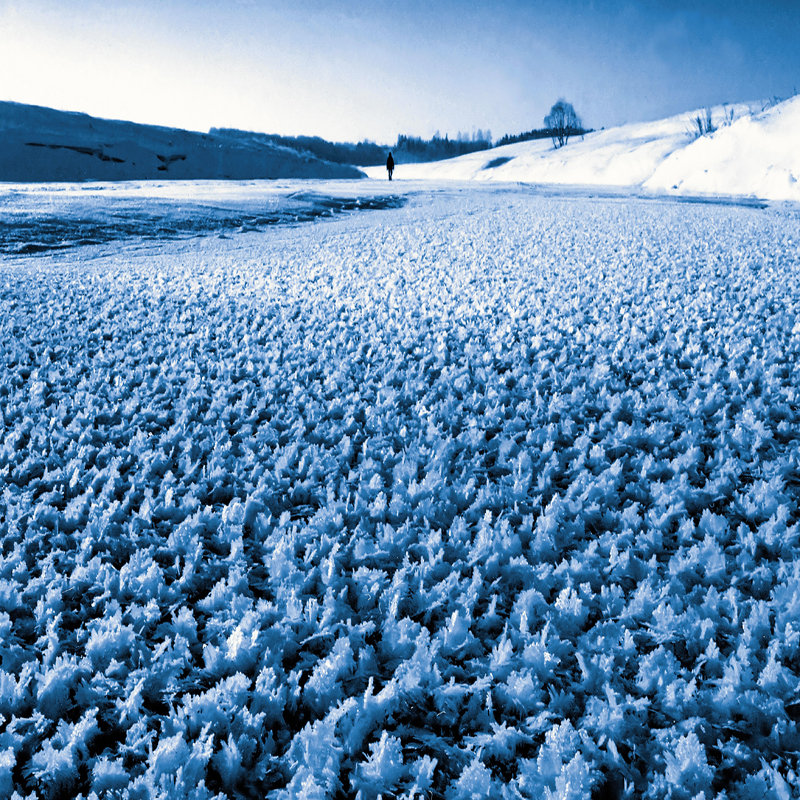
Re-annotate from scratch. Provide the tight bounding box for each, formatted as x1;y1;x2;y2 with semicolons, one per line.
0;102;363;181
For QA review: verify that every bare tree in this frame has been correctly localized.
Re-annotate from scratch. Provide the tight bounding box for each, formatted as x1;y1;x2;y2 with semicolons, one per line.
544;100;582;148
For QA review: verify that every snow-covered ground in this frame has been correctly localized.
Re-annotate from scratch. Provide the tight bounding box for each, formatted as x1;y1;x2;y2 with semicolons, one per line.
366;97;800;203
2;182;800;798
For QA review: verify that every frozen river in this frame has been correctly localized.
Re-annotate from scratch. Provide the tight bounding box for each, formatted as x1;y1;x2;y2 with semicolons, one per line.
2;181;799;798
0;178;772;256
0;179;408;255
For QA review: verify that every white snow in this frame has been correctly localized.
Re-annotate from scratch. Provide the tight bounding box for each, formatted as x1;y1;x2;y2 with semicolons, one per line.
1;182;799;797
367;98;800;202
646;95;800;201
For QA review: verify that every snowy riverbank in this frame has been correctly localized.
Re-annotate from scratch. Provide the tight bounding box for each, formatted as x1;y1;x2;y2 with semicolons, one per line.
366;97;800;203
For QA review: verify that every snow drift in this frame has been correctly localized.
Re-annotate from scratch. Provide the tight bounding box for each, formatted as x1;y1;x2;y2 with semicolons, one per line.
646;95;800;201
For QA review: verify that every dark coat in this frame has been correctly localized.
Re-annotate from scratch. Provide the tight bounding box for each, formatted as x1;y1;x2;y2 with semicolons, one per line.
386;153;395;171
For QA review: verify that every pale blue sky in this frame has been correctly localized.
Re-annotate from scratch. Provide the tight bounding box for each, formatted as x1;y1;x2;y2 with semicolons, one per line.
1;0;798;143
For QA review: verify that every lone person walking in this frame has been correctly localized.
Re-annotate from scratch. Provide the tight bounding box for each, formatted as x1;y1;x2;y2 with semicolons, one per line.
386;152;395;181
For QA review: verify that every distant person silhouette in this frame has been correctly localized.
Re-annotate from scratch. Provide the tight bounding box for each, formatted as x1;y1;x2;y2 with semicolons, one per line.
386;152;395;181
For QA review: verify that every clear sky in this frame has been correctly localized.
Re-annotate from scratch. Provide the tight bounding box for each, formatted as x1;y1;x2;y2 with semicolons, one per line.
1;0;798;143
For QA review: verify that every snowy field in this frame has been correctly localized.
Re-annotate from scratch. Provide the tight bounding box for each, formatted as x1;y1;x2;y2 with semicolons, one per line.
1;181;800;799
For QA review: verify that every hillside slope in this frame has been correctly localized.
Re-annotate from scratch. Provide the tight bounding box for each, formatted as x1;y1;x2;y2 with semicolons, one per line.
645;95;800;200
0;102;364;181
366;99;800;202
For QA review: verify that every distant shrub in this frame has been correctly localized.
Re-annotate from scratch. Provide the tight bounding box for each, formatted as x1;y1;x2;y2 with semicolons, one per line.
690;107;716;139
761;95;786;112
723;104;736;126
689;105;738;140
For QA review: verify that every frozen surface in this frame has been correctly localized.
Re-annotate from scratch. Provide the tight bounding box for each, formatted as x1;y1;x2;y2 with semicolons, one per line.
367;98;800;202
0;180;405;255
1;183;800;798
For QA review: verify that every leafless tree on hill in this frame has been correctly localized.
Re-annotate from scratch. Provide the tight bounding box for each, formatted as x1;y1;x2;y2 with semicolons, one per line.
544;99;582;148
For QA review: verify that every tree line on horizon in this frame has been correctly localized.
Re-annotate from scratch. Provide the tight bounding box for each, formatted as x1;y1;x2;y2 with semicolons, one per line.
211;99;588;167
392;132;493;163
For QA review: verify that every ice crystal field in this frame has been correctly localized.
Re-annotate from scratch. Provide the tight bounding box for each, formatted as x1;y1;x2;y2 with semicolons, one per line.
1;184;799;799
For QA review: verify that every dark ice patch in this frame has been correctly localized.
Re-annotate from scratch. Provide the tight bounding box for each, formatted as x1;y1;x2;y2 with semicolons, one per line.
0;193;407;256
671;194;768;210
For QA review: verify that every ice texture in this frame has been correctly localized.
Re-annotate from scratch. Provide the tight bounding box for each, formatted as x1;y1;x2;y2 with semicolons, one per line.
0;181;405;255
1;183;799;798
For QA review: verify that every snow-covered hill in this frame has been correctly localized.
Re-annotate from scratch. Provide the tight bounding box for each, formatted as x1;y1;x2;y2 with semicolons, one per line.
367;98;800;202
0;102;364;182
645;96;800;200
